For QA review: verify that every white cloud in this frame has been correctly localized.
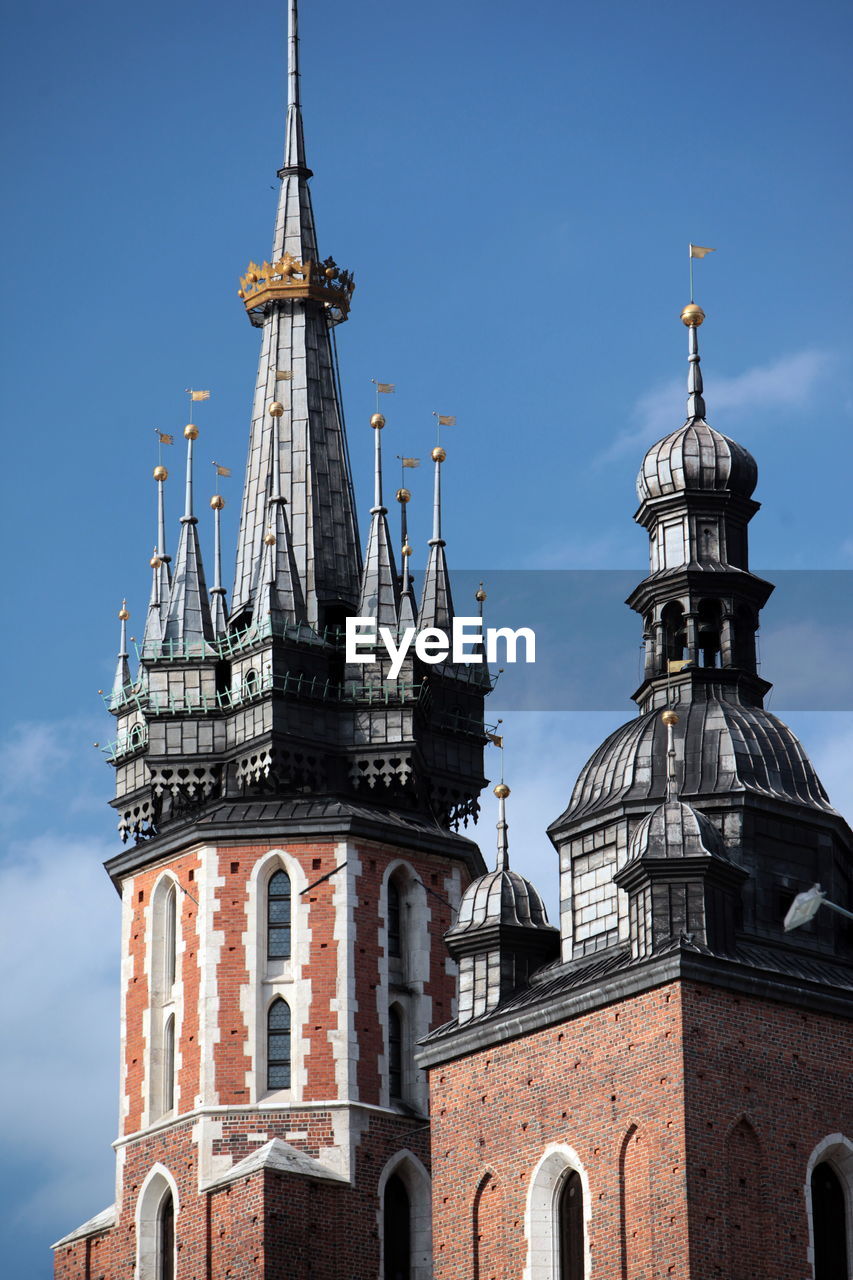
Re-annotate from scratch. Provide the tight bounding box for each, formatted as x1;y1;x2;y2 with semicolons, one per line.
595;347;833;467
0;829;119;1239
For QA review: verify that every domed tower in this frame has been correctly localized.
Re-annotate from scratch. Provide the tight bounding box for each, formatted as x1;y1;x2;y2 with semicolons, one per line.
549;303;853;965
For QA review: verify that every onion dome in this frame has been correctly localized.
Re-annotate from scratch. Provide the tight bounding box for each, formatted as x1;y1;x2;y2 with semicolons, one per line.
637;422;757;502
554;697;834;829
628;798;726;862
454;863;551;933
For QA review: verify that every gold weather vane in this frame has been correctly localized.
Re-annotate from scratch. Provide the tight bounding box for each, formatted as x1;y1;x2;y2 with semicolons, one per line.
187;388;211;402
486;720;505;782
153;429;174;467
212;460;231;497
688;244;716;301
432;411;457;447
371;378;395;414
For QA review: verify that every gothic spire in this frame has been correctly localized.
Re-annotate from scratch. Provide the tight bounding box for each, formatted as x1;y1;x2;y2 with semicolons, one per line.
111;601;131;704
396;483;417;629
358;413;400;626
163;424;214;650
253;401;305;626
419;446;454;630
141;466;171;654
231;0;361;628
210;493;228;637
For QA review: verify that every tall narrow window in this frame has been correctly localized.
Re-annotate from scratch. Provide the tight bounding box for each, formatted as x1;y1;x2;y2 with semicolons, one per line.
158;1190;175;1280
267;998;291;1090
388;878;402;959
812;1162;849;1280
163;1015;175;1113
163;884;177;991
558;1169;584;1280
383;1173;411;1280
267;870;292;960
388;1005;403;1101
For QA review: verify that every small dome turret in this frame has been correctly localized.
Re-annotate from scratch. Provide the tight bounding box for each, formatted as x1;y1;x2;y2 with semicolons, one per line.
628;797;726;862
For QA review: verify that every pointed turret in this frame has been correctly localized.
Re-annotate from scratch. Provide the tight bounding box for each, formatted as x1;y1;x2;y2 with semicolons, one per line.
358;413;400;626
232;0;361;628
210;493;228;637
396;483;417;630
163;423;213;651
141;466;171;655
419;446;454;630
253;401;305;626
111;601;132;705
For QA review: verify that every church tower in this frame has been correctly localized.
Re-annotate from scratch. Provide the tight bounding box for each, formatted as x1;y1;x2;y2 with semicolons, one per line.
421;303;853;1280
53;5;489;1277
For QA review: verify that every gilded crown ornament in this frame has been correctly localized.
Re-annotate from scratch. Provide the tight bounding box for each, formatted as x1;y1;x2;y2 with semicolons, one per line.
238;252;355;328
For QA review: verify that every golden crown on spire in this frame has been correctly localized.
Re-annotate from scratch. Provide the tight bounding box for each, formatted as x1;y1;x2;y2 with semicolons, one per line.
238;252;355;327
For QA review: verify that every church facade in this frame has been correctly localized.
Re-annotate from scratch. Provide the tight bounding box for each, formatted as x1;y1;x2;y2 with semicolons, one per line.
54;3;852;1278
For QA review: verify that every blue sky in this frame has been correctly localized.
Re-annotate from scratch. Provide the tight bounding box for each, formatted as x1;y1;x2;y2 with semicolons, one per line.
1;0;852;1272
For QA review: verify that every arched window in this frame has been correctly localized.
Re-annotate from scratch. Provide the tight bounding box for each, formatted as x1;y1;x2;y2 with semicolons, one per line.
388;1005;404;1101
812;1162;849;1280
697;599;722;668
267;998;291;1090
158;1190;175;1280
388;877;402;959
163;885;177;991
163;1015;175;1113
267;869;292;960
383;1173;411;1280
661;602;686;664
244;668;259;696
558;1169;584;1279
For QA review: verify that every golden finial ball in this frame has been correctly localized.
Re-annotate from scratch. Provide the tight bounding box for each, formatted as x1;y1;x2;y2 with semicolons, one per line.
370;413;386;430
475;585;487;602
210;494;225;510
432;446;446;463
268;401;285;418
494;782;511;799
150;553;162;569
153;465;168;482
396;487;411;504
184;423;199;440
264;530;276;546
118;605;130;621
661;709;679;726
402;540;413;557
680;302;705;327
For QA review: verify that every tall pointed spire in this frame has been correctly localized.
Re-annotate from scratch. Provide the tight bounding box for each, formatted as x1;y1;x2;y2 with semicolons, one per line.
232;0;361;627
359;413;400;626
141;466;171;654
254;400;305;626
111;601;131;704
419;446;454;630
163;424;214;650
210;493;228;637
682;301;707;420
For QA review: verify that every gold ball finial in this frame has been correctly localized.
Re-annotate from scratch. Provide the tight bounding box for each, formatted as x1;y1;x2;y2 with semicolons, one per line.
494;782;511;799
680;302;705;327
475;583;487;603
402;539;413;557
153;464;168;482
264;529;276;546
210;493;225;510
661;709;679;726
432;446;446;463
150;547;162;568
396;487;411;504
268;401;285;418
184;423;199;440
118;601;130;621
370;412;385;430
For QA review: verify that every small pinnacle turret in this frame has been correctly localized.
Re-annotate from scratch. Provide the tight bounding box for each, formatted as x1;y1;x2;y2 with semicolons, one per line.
210;493;228;637
419;447;454;630
253;402;305;625
163;424;213;649
358;414;400;627
111;601;131;705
